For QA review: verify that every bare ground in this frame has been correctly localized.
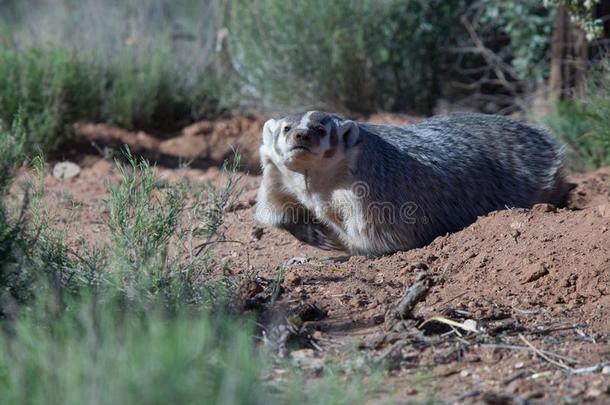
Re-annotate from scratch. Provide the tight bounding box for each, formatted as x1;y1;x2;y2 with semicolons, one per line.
12;115;610;404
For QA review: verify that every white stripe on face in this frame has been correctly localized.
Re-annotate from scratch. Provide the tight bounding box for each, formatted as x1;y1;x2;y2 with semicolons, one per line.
297;111;315;130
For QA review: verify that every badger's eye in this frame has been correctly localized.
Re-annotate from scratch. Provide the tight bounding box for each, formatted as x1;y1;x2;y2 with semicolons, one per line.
313;125;326;134
283;125;291;133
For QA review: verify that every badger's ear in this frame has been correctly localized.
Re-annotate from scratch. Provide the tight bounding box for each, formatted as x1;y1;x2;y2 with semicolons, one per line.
262;118;278;146
338;120;360;149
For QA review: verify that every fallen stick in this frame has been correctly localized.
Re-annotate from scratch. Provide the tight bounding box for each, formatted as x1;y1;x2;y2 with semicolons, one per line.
478;343;578;365
396;272;432;318
518;333;572;371
385;272;433;331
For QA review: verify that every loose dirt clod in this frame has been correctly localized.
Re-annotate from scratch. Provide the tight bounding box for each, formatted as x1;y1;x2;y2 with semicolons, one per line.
520;263;549;284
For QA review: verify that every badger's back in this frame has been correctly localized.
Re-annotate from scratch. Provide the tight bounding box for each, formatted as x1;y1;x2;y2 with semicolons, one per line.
354;113;565;252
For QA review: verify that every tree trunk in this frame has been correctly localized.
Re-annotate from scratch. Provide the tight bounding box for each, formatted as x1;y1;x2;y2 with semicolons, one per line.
573;27;588;99
549;6;568;101
548;6;589;102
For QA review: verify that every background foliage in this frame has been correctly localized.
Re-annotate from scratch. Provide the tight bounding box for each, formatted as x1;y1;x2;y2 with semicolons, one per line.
229;0;466;114
0;0;607;167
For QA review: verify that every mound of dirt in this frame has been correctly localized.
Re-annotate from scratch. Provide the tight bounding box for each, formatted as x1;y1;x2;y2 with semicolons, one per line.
74;115;265;173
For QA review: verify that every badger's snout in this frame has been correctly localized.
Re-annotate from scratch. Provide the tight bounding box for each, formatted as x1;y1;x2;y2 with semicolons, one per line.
286;129;319;151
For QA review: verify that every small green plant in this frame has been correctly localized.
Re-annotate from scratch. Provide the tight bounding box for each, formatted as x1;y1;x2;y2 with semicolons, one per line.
106;149;242;314
0;117;83;316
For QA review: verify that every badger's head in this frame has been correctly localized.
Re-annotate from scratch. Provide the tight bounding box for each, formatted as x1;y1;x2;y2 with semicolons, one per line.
260;111;361;173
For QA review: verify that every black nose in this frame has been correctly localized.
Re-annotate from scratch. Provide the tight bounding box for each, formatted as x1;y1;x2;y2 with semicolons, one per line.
293;130;310;142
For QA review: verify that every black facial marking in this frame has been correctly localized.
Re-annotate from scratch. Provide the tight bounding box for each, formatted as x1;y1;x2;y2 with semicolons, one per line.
329;128;338;147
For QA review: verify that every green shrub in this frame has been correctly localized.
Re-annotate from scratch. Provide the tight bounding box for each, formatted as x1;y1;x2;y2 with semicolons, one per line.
106;150;241;314
477;0;554;82
0;122;242;317
229;0;466;114
0;43;227;152
104;48;225;130
543;63;610;171
0;47;103;152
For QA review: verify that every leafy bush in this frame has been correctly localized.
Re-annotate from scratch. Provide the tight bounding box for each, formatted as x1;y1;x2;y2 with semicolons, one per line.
543;0;603;40
543;63;610;171
0;127;264;401
229;0;466;114
103;49;224;130
477;0;554;82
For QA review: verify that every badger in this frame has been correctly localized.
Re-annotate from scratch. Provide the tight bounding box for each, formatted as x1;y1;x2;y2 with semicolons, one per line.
255;111;566;256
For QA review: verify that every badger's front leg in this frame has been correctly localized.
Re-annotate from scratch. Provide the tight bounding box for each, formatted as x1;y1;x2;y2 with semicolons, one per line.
255;166;345;251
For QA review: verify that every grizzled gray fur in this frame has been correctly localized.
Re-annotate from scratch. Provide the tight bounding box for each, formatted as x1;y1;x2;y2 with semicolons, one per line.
256;111;566;256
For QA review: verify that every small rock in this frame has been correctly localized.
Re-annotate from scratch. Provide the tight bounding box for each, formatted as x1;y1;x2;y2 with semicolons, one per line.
515;362;524;369
285;257;308;266
462;319;478;333
509;221;524;230
585;388;602;399
520;263;549;284
53;161;81;180
290;348;315;361
602;365;610;375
